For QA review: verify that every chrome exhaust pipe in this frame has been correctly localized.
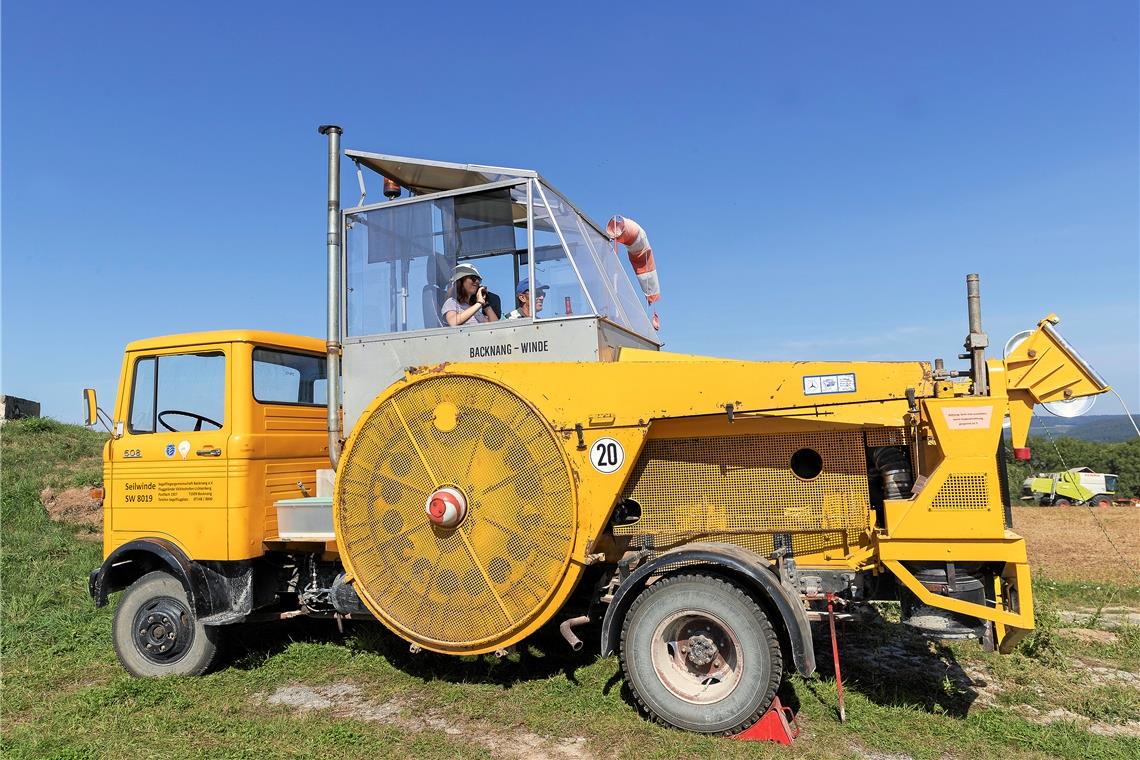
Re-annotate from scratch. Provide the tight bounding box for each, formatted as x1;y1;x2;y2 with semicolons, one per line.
318;124;344;468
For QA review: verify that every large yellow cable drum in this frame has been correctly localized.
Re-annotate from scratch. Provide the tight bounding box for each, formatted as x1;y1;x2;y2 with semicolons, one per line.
334;374;578;654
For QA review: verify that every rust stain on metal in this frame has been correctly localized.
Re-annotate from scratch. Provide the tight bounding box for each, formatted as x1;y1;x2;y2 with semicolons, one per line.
407;362;451;375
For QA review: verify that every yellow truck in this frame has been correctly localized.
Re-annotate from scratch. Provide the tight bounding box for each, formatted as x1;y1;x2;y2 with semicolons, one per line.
85;126;1110;735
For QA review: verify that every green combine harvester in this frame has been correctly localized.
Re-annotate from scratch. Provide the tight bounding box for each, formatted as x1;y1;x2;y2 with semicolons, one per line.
1022;467;1117;507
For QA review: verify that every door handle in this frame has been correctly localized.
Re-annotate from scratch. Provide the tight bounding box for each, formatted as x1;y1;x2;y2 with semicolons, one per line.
196;448;222;457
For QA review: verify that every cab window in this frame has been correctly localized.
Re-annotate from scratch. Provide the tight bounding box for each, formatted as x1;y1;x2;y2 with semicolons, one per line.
252;348;327;406
128;352;226;433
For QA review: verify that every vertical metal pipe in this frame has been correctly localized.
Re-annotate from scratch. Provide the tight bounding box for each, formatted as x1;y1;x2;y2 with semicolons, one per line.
965;273;989;395
526;180;535;317
318;124;343;468
826;592;846;723
966;274;983;335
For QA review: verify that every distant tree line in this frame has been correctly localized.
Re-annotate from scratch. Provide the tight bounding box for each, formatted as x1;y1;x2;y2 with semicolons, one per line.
1003;435;1140;500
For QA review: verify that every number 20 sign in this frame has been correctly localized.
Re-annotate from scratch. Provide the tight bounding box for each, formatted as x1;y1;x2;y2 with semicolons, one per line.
590;437;625;474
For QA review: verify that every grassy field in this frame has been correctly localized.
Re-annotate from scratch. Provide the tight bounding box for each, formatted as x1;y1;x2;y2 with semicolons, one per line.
2;419;1138;759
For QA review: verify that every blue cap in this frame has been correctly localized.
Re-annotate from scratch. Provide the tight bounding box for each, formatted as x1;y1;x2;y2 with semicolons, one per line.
516;278;549;295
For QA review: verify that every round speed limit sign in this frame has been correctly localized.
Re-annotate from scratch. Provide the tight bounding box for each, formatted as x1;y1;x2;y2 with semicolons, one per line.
590;437;625;474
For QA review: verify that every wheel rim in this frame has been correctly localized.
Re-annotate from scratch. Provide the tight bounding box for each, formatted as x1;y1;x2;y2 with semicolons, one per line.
649;610;743;704
132;595;194;664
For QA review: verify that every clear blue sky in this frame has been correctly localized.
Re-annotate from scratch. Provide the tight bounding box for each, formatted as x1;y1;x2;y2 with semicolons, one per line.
3;2;1137;422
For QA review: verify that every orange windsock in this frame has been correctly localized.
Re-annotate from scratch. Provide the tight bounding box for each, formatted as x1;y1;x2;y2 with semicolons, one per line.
606;215;660;305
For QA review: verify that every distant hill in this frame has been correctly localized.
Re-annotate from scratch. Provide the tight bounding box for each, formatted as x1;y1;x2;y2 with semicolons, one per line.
1026;414;1140;443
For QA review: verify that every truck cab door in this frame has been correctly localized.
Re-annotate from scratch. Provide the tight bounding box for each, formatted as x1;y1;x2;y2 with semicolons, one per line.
109;347;231;559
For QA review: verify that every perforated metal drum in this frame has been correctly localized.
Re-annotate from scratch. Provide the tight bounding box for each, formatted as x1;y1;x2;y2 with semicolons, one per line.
334;374;578;653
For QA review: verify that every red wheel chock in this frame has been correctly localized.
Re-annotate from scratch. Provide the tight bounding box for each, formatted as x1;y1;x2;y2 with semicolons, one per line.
733;696;800;744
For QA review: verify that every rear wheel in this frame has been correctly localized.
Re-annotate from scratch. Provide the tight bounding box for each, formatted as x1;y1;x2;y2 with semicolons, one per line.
1089;494;1112;508
112;571;220;677
1052;497;1072;507
620;573;783;734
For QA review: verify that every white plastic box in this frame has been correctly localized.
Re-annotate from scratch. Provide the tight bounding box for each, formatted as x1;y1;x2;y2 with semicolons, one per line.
274;496;335;540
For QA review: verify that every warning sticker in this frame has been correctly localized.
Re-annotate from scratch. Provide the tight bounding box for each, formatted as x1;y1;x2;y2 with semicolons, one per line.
803;373;857;396
941;406;994;430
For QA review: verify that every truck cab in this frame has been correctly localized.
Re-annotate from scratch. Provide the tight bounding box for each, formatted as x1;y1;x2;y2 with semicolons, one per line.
89;331;329;673
103;330;329;559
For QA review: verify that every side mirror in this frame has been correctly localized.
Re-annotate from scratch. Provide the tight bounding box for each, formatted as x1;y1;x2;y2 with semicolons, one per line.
83;388;99;427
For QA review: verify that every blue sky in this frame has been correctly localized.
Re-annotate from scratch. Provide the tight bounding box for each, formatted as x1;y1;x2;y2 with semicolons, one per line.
3;2;1137;422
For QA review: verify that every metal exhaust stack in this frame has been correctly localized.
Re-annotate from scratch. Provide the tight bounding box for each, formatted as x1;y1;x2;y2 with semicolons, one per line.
319;124;344;467
964;273;989;395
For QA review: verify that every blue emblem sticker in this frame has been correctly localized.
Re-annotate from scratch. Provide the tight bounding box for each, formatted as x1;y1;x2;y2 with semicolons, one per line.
165;444;176;458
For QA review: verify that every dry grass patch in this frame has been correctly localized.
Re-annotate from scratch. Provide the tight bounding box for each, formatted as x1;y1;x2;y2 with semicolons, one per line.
1012;506;1140;584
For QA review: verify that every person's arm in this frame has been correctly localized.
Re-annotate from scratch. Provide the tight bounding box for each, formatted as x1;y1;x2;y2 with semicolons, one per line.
445;291;487;326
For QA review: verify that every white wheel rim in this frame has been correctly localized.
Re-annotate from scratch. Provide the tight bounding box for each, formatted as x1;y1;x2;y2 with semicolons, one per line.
649;610;744;705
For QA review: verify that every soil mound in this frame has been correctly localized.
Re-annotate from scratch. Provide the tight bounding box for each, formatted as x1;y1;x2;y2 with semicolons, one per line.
40;487;102;541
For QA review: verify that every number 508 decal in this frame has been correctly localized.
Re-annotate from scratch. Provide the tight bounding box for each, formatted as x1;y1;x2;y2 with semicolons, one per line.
590;437;625;474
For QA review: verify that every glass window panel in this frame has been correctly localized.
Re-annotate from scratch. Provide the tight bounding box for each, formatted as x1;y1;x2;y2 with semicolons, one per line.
128;357;157;433
129;352;225;434
346;185;527;336
575;213;656;337
253;348;328;406
536;183;655;337
529;184;592;320
155;353;226;432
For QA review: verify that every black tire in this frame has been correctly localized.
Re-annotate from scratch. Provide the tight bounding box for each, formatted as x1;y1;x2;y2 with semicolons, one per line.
1052;497;1072;507
619;573;783;735
1089;494;1112;508
112;571;220;677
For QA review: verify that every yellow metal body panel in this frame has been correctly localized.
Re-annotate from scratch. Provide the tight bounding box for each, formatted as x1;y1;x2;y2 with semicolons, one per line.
103;331;327;561
336;355;942;653
104;315;1105;655
329;335;1100;653
882;396;1005;540
1001;315;1110;449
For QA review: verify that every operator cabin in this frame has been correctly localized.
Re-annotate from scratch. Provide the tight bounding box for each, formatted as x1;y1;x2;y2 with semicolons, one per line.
340;151;661;427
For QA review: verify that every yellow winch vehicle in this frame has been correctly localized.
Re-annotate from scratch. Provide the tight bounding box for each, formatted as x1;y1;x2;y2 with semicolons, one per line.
85;126;1111;735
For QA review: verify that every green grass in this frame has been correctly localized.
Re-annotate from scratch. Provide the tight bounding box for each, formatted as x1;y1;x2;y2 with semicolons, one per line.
3;419;1139;759
1035;577;1140;608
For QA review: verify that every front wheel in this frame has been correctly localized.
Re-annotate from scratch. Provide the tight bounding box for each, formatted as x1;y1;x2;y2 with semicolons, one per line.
620;573;783;734
1089;494;1112;508
112;571;220;677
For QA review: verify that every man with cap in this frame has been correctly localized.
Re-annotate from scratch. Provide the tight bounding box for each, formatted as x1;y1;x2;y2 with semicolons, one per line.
442;263;499;326
505;278;548;320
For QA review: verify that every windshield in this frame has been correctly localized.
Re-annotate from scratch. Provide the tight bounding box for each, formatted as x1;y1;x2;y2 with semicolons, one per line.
344;179;657;340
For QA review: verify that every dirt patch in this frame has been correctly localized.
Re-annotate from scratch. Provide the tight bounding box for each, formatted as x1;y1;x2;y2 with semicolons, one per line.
1012;506;1140;584
260;683;593;760
1057;608;1140;629
40;487;102;541
1057;628;1119;645
1010;705;1140;738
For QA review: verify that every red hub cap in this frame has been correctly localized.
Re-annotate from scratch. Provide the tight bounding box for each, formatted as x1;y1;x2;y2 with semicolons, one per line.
425;487;467;528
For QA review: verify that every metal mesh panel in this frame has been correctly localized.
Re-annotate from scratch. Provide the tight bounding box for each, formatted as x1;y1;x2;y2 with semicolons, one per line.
930;473;990;510
865;426;918;476
617;431;872;558
337;375;575;649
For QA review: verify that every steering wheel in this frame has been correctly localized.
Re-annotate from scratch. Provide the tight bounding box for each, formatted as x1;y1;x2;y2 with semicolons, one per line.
158;410;223;432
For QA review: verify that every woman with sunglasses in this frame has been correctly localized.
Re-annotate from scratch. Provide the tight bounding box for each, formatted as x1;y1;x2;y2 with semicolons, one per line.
442;263;499;326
